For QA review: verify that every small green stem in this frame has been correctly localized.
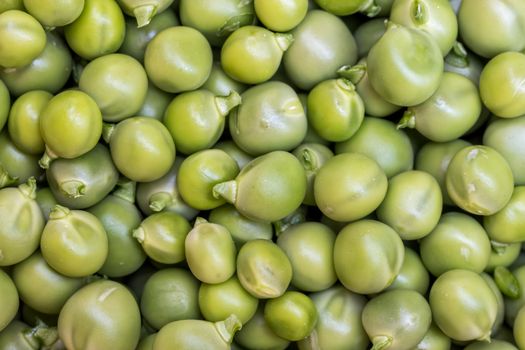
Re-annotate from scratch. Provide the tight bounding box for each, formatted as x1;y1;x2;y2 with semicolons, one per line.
60;180;86;198
337;64;366;85
397;110;416;129
274;33;294;52
18;177;37;199
445;41;469;68
194;217;208;226
132;227;146;244
149;192;172;212
371;335;393;350
301;148;318;172
411;0;427;24
490;240;509;255
0;165;18;189
102;123;115;144
113;178;136;204
39;147;58;169
49;204;71;220
133;4;158;28
336;78;356;93
215;314;242;344
212;180;237;204
362;0;381;17
215;90;242;117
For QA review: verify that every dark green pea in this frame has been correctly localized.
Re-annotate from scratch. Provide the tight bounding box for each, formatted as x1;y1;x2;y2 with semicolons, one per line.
505;265;525;327
0;10;46;68
87;183;146;278
367;22;443;106
398;72;481;142
0;131;43;188
12;251;84;315
0;80;8;131
486;242;522;273
199;275;259;324
0;320;61;350
202;61;248;97
46;143;119;209
23;0;84;27
40;205;108;277
314;153;388;222
229;81;307;156
144;26;212;93
140;268;200;330
415;139;472;205
429;269;498;342
483;116;525;185
177;149;239;210
133;211;191;264
420;212;491;276
354;17;387;58
283;9;358;91
254;0;307;32
0;0;23;13
213;140;254;170
64;0;125;60
164;89;241;155
314;0;380;15
153;315;241;350
117;0;174;28
277;222;336;292
484;187;525;243
179;0;255;47
334;219;405;294
0;269;18;332
446;145;514;215
0;178;44;266
514;306;525;350
335;117;413;178
444;41;485;85
307;78;364;142
234;306;290;350
107;116;175;182
79;53;148;122
494;266;520;299
480;272;505;336
135;157;198;219
58;280;141;350
0;31;72;97
264;291;317;341
35;187;57;221
409;323;451;350
213;151;306;223
7;90;50;155
465;339;518;350
386;247;430;295
236;239;292;299
362;289;432;350
136;334;156;350
136;81;174;121
208;204;273;247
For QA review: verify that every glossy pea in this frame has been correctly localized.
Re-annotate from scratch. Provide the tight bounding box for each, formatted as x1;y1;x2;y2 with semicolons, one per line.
0;131;43;188
0;0;23;13
213;140;254;170
202;62;248;97
465;339;519;350
483;186;525;243
0;269;18;332
135;82;174;121
410;323;451;350
354;17;387;58
254;0;307;31
386;247;430;295
314;0;380;16
486;242;522;273
23;0;85;27
234;305;290;350
117;0;174;28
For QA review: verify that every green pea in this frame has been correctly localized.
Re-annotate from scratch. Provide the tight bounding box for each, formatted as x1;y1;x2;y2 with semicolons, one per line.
486;242;522;273
314;153;387;222
386;247;430;295
133;211;191;265
235;305;290;350
213;150;307;223
0;320;61;350
0;10;46;69
140;268;200;330
106;116;175;182
254;0;307;31
264;291;318;341
464;339;519;350
135;81;174;121
362;289;432;350
483;186;525;243
480;272;505;336
0;269;18;332
23;0;84;27
409;323;451;350
144;26;212;93
213;140;254;170
0;178;44;266
35;187;57;221
136;334;157;350
283;9;358;90
79;53;148;122
446;145;514;215
236;239;292;299
0;0;23;13
429;269;498;342
334;219;405;294
514;306;525;350
314;0;380;16
444;41;485;85
199;275;259;324
58;280;141;350
202;61;248;97
228;81;307;156
164;89;241;155
64;0;125;60
12;251;84;315
0;80;8;131
117;0;174;28
354;18;387;58
504;264;525;327
0;131;43;188
40;205;108;277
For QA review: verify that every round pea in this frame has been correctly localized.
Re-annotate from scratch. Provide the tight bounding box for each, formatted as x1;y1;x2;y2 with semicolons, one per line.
464;339;519;350
314;0;380;16
254;0;307;31
0;269;18;332
0;80;9;131
135;81;174;121
410;323;451;350
483;186;525;243
23;0;85;27
201;61;248;97
0;131;43;188
386;247;430;295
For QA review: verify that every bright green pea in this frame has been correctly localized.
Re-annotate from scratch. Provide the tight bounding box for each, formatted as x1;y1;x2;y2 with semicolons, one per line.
23;0;84;27
254;0;307;31
234;306;290;350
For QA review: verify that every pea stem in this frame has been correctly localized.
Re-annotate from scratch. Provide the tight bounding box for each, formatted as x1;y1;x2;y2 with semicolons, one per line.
49;204;71;220
397;110;416;129
371;335;393;350
445;41;469;68
274;33;294;52
337;64;366;85
132;227;146;244
39;146;58;169
149;192;172;212
133;4;158;28
411;0;427;24
215;90;242;117
60;180;86;198
297;329;321;350
102;123;115;144
361;0;381;17
214;314;242;345
113;178;137;204
212;180;237;204
18;176;37;199
0;165;17;189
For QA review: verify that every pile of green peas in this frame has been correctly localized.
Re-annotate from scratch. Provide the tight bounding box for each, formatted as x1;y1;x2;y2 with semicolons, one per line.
1;0;525;349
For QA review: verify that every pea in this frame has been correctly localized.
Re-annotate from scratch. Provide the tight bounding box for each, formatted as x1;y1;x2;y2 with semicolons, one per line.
23;0;84;27
35;187;57;221
12;251;84;315
409;323;451;350
164;89;241;155
0;320;61;350
444;41;485;85
0;80;9;131
135;157;198;219
386;247;430;295
515;306;525;350
64;0;125;60
46;143;119;209
229;81;307;156
486;242;522;273
254;0;308;32
504;265;525;327
117;0;174;28
446;145;514;215
106;116;175;182
40;205;108;277
334;219;405;294
0;269;18;332
482;187;525;244
144;26;212;93
0;0;23;13
367;22;443;106
135;81;174;121
0;178;44;266
0;131;43;188
0;31;72;97
178;0;256;47
133;211;191;265
213;140;254;170
79;53;148;122
354;17;387;58
235;305;290;350
314;153;387;222
429;269;498;342
464;339;519;350
236;239;292;299
153;315;241;350
202;61;248;97
0;10;46;69
199;275;259;324
314;0;380;16
140;268;200;330
481;272;506;336
283;9;358;90
58;279;141;350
